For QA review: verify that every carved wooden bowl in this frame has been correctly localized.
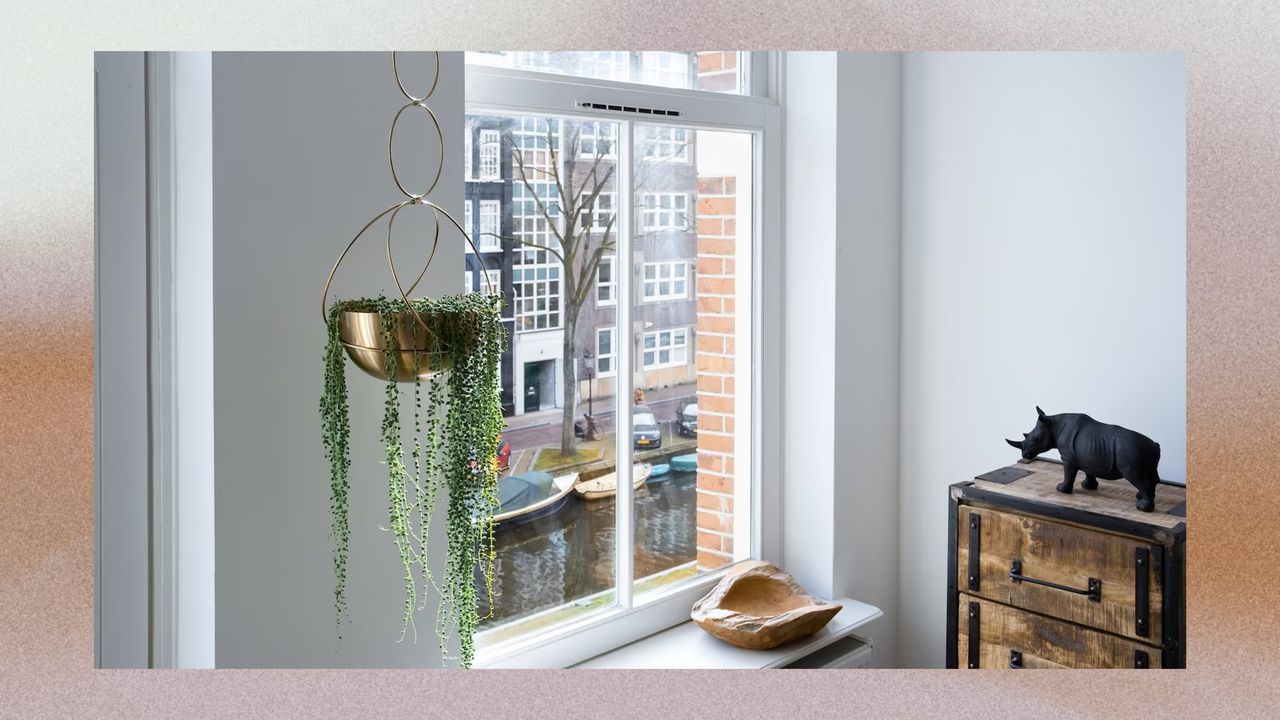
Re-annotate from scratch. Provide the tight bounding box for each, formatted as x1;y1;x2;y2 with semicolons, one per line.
690;561;842;650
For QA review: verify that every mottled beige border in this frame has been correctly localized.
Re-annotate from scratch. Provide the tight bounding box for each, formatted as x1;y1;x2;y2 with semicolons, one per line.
2;1;1278;716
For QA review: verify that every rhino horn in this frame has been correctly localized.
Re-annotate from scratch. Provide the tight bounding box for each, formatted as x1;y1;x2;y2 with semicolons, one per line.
1006;438;1024;449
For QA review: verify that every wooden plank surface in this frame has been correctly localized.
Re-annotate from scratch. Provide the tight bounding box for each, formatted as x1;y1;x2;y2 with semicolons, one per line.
958;594;1162;669
969;460;1186;530
958;506;1163;642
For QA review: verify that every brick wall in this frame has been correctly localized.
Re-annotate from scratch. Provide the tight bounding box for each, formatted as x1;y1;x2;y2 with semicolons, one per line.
694;176;737;570
695;52;740;93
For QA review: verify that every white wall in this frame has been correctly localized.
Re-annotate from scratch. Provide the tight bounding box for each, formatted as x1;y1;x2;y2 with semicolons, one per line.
213;52;464;667
896;52;1186;668
783;52;902;667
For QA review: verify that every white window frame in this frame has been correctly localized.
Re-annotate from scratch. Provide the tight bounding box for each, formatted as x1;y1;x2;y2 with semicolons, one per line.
478;128;500;180
642;327;689;369
641;126;691;163
466;54;782;670
595;327;616;377
642;260;689;302
463;200;474;253
478;199;502;251
580;191;615;232
639;192;688;231
465;125;474;180
465;268;501;295
596;254;616;307
577;120;617;159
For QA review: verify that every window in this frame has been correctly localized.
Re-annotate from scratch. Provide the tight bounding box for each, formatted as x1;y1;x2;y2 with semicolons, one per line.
464;62;769;670
639;52;691;90
596;254;616;306
464;268;501;295
478;129;500;180
466;51;750;95
464;200;474;252
595;327;615;376
511;264;560;331
580;192;614;232
478;199;502;251
641;327;689;369
465;125;473;180
639;193;688;231
578;120;616;158
642;261;689;302
641;127;690;163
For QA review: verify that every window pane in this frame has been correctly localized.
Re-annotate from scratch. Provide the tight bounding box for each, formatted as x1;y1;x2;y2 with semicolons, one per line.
466;51;749;95
631;124;753;596
467;112;624;649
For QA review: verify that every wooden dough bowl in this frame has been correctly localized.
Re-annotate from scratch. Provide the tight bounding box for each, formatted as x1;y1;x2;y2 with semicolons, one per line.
690;560;842;650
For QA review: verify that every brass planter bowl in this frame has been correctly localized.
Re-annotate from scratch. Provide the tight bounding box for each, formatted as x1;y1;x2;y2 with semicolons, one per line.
338;309;452;382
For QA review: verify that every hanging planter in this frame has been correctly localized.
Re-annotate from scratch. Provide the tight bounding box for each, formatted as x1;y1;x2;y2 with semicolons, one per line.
318;51;503;669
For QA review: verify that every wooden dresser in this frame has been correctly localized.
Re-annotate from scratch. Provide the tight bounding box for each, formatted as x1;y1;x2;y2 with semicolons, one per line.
947;459;1186;669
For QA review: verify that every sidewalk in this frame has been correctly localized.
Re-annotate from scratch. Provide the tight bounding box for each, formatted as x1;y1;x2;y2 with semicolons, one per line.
503;381;697;432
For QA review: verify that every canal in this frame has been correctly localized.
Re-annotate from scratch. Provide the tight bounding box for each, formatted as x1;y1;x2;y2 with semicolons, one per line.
479;468;698;629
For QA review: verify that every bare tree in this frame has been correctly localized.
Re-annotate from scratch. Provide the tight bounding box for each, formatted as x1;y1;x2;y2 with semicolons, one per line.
485;121;692;457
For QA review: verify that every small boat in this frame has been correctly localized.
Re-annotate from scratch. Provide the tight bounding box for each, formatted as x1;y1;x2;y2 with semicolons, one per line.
648;463;671;483
670;454;698;473
494;471;578;527
574;463;652;501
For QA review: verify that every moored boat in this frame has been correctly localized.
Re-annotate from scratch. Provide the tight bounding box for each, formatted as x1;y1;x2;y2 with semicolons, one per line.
670;454;698;473
574;463;652;501
494;471;578;527
648;463;671;483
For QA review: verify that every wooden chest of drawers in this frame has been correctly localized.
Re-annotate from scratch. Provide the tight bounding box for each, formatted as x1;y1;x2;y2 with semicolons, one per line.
947;460;1186;669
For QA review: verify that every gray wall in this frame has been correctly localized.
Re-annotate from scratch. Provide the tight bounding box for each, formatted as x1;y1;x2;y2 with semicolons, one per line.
783;52;902;667
213;52;464;667
896;52;1186;667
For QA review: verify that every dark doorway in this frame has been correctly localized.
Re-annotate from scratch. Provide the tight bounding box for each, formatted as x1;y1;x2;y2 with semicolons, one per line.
524;361;543;412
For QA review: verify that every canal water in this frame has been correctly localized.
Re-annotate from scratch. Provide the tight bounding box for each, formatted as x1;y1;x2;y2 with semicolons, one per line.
479;469;698;629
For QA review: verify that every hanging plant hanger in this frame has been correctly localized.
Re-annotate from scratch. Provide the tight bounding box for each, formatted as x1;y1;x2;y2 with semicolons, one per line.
318;51;503;668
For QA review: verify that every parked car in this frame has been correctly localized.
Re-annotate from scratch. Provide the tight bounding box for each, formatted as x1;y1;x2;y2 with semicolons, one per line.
633;405;662;449
676;397;699;438
496;435;512;472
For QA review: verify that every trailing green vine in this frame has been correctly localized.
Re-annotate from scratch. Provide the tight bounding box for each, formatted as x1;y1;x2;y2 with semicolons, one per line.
320;292;504;667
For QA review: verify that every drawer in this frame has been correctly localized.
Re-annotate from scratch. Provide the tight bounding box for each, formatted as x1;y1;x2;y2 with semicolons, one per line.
957;505;1163;642
958;594;1161;669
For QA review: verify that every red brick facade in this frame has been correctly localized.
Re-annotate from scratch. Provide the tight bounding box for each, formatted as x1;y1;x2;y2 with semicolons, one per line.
694;175;737;571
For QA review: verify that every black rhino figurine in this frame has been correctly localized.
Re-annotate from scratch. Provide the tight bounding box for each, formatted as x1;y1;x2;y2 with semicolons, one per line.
1006;406;1162;512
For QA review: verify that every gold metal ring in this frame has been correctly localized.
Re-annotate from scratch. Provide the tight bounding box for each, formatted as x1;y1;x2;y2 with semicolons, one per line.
321;199;413;324
388;101;445;200
392;50;440;103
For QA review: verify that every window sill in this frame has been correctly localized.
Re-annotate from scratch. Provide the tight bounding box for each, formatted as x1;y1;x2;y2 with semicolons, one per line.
573;597;881;669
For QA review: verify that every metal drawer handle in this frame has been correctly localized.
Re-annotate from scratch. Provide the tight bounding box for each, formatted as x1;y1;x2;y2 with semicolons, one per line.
1009;560;1102;602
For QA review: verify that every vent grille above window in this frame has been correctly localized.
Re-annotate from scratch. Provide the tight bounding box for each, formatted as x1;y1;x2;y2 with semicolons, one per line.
577;101;682;117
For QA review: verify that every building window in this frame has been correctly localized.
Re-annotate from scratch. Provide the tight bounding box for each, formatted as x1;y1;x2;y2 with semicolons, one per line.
580;192;614;232
641;126;690;162
596;254;616;306
479;129;501;181
578;121;616;158
642;327;689;369
464;268;501;295
640;193;688;231
464;200;474;252
465;126;473;180
512;264;560;331
639;52;691;90
596;327;615;376
478;199;502;251
642;261;689;301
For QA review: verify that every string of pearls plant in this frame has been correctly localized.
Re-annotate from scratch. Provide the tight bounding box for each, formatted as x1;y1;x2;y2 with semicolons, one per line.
319;52;503;668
